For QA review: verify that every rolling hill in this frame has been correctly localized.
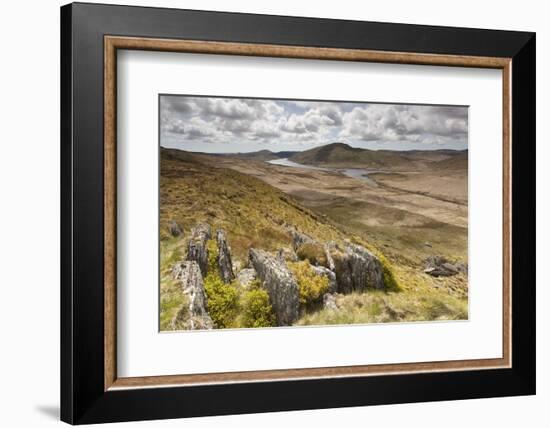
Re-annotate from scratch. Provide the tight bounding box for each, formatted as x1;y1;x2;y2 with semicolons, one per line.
289;142;467;170
222;149;298;161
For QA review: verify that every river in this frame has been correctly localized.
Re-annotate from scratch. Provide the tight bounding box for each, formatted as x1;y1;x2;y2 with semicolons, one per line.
266;158;380;187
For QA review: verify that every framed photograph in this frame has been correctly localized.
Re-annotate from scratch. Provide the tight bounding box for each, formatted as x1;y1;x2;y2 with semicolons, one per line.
61;2;535;424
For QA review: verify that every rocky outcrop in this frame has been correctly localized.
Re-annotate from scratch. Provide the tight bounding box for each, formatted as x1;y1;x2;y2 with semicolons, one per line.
236;268;256;288
424;256;466;277
168;220;183;237
296;241;329;267
347;244;385;290
216;229;234;283
289;228;315;250
324;242;336;271
291;230;332;269
277;247;298;263
331;243;385;293
323;293;338;310
249;248;300;326
311;265;337;294
171;261;213;330
187;223;211;276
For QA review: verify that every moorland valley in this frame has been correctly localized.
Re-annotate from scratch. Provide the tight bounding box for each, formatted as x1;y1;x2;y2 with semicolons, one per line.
160;142;468;331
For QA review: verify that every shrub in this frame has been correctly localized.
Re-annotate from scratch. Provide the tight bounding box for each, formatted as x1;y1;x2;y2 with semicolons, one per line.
288;261;329;306
206;238;218;274
296;242;328;267
203;238;240;328
203;273;239;328
240;286;276;328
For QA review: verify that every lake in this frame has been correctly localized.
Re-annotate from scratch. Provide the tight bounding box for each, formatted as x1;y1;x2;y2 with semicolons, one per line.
266;158;379;187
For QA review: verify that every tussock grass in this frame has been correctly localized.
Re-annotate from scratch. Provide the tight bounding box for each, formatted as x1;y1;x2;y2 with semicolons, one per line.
159;237;188;330
296;289;467;326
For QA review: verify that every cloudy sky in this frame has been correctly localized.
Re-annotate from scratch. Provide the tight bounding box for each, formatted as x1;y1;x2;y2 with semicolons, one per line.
160;95;468;153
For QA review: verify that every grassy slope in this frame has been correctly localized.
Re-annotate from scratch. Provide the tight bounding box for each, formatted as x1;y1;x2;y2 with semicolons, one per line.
160;148;342;259
289;143;410;168
289;142;467;170
160;148;468;330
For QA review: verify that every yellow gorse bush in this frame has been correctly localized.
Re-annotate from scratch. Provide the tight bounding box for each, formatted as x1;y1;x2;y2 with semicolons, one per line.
240;282;276;328
288;261;329;306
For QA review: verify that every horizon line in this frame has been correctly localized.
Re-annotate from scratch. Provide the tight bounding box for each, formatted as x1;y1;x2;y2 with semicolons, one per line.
160;141;468;154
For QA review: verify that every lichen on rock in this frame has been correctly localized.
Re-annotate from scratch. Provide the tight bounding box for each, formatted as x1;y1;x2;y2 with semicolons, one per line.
171;260;213;330
186;223;211;276
249;248;300;326
330;243;385;293
216;229;235;283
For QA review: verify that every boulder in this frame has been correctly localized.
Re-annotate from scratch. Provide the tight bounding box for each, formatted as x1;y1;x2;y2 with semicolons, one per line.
455;262;468;274
347;244;385;290
277;247;299;263
289;228;315;250
186;223;211;276
236;268;257;288
168;220;183;237
311;265;337;294
423;255;464;277
331;243;385;293
249;248;300;326
216;229;234;283
323;293;338;310
171;261;213;330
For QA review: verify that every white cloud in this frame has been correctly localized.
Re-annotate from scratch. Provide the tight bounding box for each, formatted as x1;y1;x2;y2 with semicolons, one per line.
160;96;468;151
339;104;467;145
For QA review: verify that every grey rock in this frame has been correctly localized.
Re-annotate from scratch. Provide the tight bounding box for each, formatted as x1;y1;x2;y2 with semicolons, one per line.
236;268;257;288
424;255;446;267
324;243;336;271
323;293;338;310
216;229;234;283
171;261;213;330
168;220;183;237
423;256;464;277
442;262;459;273
289;228;315;250
346;244;385;291
455;262;468;274
186;223;211;277
233;260;243;273
331;243;385;293
277;247;299;263
249;248;300;326
311;265;338;294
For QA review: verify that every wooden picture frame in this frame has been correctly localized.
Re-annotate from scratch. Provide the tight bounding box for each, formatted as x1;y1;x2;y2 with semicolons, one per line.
61;2;535;424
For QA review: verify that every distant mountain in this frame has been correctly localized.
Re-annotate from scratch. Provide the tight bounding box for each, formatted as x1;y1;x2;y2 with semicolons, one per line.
289;142;467;170
222;149;298;161
289;142;405;168
160;147;298;162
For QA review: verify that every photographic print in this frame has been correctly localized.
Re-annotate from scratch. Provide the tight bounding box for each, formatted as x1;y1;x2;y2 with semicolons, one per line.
159;95;468;331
